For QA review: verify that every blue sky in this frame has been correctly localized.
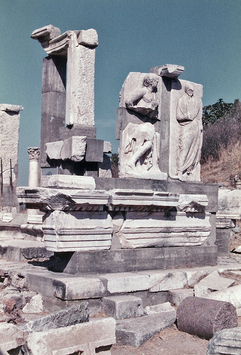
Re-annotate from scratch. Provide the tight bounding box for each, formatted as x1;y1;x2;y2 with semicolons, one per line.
0;0;240;185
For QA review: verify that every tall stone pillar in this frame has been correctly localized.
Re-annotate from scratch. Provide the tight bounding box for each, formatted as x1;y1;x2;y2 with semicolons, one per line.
0;104;23;212
28;148;40;187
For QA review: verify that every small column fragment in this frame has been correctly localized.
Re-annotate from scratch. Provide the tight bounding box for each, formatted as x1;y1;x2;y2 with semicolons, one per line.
28;148;40;187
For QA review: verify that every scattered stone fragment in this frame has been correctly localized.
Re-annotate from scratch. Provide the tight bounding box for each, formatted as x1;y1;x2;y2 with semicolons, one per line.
207;327;241;355
22;301;89;333
207;284;241;309
116;311;176;347
195;270;235;291
22;294;44;314
168;289;194;306
194;284;212;297
0;323;27;354
103;295;144;320
177;297;238;340
144;302;176;316
26;317;115;355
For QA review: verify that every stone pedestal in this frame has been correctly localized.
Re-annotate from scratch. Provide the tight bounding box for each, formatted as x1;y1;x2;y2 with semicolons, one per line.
17;176;218;271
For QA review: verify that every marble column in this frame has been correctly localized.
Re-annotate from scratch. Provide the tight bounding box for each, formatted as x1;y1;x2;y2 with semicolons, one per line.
28;148;40;187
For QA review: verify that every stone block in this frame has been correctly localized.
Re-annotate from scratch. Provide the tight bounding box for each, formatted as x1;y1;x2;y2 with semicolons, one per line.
53;276;107;300
116;312;176;347
144;302;176;316
194;284;212;298
103;295;143;319
207;284;241;309
103;141;112;153
44;210;113;252
177;297;238;340
168;289;194;306
46;140;63;160
101;272;150;294
116;211;211;249
61;136;87;162
22;294;43;314
0;323;26;353
26;317;115;355
41;174;96;189
78;28;98;48
98;154;112;178
147;270;188;292
195;270;235;292
85;138;104;162
186;269;210;287
207;327;241;355
22;301;89;333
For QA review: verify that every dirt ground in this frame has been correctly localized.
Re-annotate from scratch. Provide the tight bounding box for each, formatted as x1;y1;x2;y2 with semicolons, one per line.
111;325;209;355
111;317;241;355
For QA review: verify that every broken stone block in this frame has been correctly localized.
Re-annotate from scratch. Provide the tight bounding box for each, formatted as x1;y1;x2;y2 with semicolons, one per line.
148;270;188;292
103;141;112;153
53;276;107;300
177;297;238;340
61;136;87;162
41;174;96;189
116;311;176;347
102;272;150;294
77;29;98;48
186;269;209;287
207;327;241;355
22;301;89;333
194;284;212;298
168;289;194;306
0;323;27;354
22;294;43;314
26;317;115;355
195;270;235;292
207;284;241;309
103;295;144;320
46;140;63;160
144;302;176;316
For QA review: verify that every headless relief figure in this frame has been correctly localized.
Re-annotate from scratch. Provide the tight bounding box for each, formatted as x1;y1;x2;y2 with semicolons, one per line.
176;83;203;181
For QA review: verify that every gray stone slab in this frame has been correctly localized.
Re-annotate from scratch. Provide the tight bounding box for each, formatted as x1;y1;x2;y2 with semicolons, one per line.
60;246;218;274
103;295;144;319
207;327;241;355
40;56;66;167
85;138;104;162
116;311;176;347
21;301;89;333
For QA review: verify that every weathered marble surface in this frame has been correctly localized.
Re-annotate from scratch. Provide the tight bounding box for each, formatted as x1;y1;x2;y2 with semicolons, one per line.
31;25;98;128
169;80;203;181
0;104;23;185
118;122;167;179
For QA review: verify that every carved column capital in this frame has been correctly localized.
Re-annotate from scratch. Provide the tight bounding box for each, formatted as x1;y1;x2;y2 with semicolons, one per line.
28;147;40;161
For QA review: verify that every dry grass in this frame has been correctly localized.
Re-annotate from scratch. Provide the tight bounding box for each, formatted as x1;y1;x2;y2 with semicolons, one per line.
201;141;241;187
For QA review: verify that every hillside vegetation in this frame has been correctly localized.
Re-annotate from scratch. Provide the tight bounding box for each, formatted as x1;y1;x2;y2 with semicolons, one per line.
201;98;241;187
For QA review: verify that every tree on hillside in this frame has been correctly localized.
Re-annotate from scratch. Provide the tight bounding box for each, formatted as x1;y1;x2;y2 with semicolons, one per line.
201;98;241;164
202;98;233;126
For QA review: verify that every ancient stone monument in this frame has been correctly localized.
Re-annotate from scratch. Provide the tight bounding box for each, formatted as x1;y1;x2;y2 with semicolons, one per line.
17;25;218;273
0;104;23;212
